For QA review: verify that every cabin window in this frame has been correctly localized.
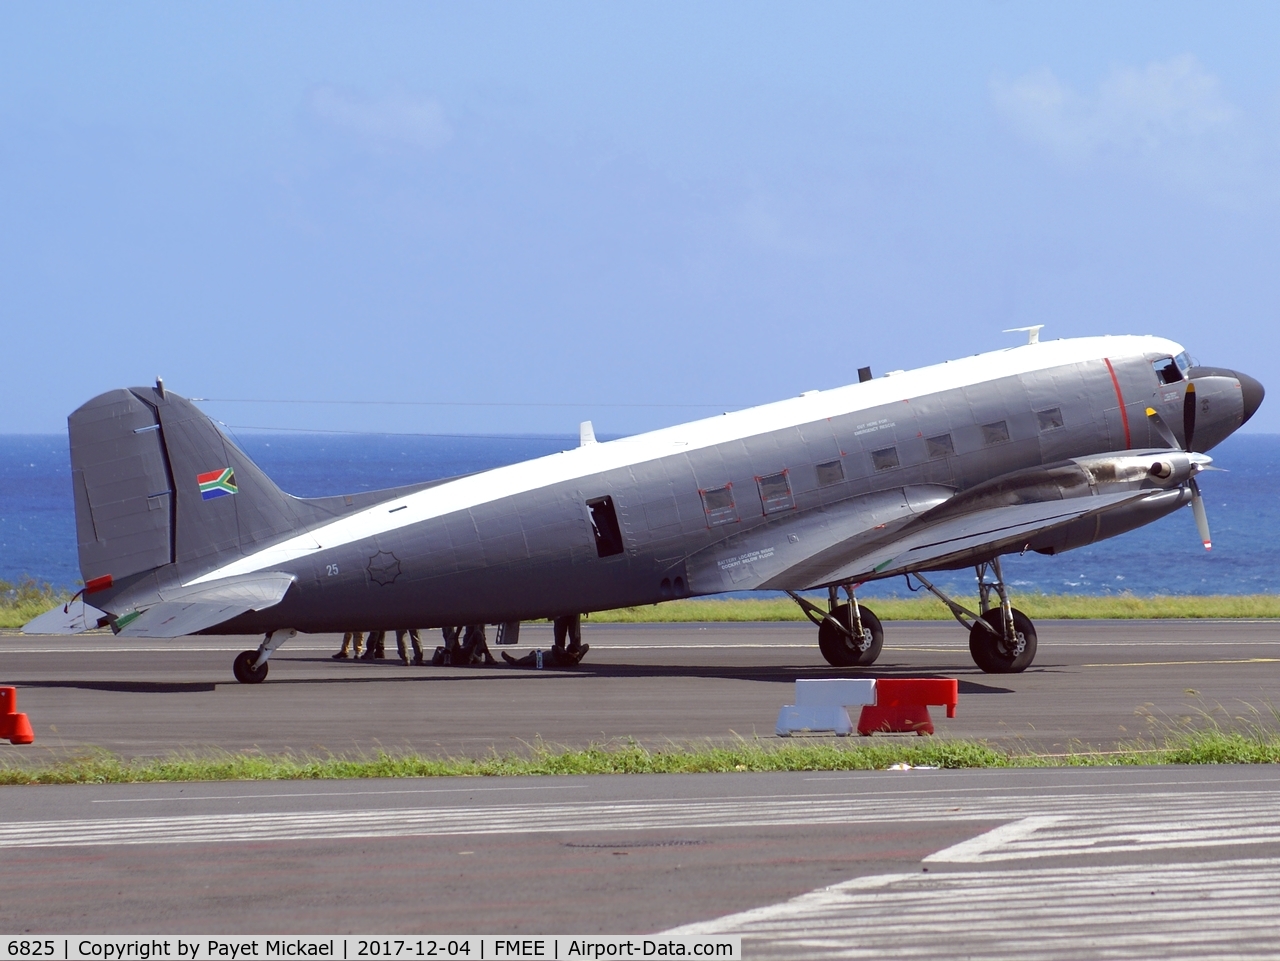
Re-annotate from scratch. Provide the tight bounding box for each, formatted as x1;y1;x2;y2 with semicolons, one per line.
871;447;900;471
982;421;1010;446
586;496;625;557
816;459;845;487
1036;407;1064;432
700;485;739;526
1152;357;1183;385
925;433;954;459
756;471;794;514
1174;352;1192;377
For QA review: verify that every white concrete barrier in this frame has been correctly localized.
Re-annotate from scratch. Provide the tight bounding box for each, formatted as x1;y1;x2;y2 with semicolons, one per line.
776;678;877;736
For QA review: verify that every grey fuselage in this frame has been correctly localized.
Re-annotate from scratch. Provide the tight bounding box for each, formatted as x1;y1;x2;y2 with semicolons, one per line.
86;336;1261;635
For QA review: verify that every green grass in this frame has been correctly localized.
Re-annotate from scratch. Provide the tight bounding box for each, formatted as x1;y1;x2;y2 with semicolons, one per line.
5;585;1280;629
0;579;72;629
591;593;1280;622
5;725;1280;785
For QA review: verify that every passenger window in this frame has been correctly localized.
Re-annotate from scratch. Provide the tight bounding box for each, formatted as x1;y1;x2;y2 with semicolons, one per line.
1152;357;1183;385
756;471;794;514
700;485;739;527
871;447;899;471
1036;407;1064;432
586;496;625;557
982;421;1010;445
925;433;954;459
815;459;845;487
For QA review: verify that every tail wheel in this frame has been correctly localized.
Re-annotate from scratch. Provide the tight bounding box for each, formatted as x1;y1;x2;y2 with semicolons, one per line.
969;608;1037;674
817;603;884;667
233;650;269;684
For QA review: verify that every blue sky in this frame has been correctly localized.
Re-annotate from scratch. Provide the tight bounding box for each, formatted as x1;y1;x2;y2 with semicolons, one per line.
2;2;1278;436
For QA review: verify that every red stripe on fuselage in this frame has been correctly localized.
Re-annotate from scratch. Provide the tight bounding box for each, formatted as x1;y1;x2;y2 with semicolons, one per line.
1103;357;1132;448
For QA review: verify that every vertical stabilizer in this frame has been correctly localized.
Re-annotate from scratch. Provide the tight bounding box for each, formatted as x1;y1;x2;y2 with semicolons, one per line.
68;386;304;586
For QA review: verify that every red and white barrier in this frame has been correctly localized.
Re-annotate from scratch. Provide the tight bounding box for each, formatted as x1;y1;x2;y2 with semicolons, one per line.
776;677;959;737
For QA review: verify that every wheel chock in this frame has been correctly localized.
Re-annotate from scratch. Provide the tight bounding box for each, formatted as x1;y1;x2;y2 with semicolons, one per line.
0;687;35;745
857;678;958;737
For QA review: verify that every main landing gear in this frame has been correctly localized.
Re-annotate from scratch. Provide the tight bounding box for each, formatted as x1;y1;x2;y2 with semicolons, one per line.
787;586;884;667
911;558;1037;674
233;628;297;684
791;558;1037;674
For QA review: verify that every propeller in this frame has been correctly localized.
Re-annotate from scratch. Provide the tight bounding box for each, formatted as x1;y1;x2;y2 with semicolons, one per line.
1146;392;1213;550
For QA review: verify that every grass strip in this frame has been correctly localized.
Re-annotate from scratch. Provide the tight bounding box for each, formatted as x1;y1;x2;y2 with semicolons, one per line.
0;579;72;630
4;730;1280;785
591;594;1280;622
5;580;1280;629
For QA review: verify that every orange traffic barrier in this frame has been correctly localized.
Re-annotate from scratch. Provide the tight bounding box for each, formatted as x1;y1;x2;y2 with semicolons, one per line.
0;687;35;745
857;678;959;736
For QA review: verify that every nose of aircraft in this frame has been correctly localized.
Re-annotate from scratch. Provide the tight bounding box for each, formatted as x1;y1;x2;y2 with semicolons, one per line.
1237;370;1265;425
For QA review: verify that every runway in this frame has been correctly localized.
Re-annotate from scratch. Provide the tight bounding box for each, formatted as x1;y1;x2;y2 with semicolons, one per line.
2;619;1279;757
4;620;1280;953
4;766;1280;955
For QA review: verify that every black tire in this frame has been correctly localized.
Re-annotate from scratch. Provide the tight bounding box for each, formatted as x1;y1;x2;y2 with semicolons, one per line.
817;603;884;667
233;650;269;684
968;608;1037;673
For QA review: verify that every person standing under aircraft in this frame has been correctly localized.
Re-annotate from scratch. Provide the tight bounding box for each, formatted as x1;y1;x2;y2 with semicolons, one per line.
396;628;424;666
332;630;363;659
360;630;386;661
552;614;589;664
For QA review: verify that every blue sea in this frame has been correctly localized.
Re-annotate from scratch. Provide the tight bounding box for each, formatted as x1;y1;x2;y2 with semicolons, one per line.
2;431;1278;598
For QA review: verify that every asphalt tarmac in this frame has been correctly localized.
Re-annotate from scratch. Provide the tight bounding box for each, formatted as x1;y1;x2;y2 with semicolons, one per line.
4;766;1280;955
3;620;1280;954
2;619;1278;758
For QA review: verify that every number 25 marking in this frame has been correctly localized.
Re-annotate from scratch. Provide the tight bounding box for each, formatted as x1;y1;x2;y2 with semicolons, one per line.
326;564;340;576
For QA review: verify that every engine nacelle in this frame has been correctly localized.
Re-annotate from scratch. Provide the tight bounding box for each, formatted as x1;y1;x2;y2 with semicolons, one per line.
923;449;1208;528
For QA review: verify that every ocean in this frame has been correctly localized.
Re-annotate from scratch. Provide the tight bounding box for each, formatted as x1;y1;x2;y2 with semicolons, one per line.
2;431;1278;599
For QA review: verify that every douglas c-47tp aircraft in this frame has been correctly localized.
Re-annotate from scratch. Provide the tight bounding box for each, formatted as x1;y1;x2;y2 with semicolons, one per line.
26;331;1263;682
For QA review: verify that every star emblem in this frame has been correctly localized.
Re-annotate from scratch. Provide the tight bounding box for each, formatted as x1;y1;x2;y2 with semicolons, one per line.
367;550;402;587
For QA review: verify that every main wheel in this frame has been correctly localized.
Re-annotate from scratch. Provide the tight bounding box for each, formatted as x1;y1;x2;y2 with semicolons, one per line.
817;604;884;667
233;650;269;684
968;608;1037;673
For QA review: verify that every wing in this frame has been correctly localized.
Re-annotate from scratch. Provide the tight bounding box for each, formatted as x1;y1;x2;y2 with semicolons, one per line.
684;452;1195;593
808;488;1177;585
684;485;955;594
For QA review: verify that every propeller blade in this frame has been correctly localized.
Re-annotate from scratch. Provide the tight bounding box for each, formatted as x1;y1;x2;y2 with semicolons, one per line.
1183;382;1197;452
1190;477;1211;550
1145;407;1180;449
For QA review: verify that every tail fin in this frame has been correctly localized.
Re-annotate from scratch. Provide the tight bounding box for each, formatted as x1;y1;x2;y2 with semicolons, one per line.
69;385;304;586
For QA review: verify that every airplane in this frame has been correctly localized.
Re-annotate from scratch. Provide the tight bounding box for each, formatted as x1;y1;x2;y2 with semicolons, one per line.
25;329;1263;683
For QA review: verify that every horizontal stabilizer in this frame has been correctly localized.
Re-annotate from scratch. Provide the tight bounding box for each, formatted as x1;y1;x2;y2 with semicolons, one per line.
22;600;109;635
115;571;296;638
116;600;265;638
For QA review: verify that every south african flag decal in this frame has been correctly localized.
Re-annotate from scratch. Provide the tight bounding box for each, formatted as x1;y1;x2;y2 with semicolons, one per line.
197;468;238;500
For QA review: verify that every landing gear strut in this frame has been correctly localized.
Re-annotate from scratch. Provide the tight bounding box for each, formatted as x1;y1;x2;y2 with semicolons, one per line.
787;585;884;667
910;558;1037;673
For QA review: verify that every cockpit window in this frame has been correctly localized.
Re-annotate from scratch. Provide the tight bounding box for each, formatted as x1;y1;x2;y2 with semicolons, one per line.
1174;352;1192;377
1152;357;1183;385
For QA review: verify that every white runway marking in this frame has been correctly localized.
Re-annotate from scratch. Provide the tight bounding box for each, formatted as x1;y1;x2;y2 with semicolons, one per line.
6;787;1280;853
667;858;1280;959
660;788;1280;958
